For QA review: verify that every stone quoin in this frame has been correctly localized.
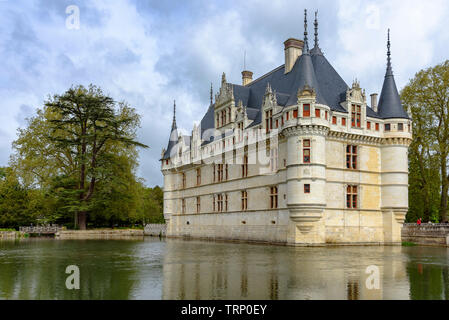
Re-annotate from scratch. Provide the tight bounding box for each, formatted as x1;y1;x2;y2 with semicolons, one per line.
160;10;412;246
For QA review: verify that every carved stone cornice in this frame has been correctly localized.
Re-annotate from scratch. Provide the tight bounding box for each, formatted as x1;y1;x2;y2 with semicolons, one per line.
327;131;382;146
282;124;329;138
382;137;412;147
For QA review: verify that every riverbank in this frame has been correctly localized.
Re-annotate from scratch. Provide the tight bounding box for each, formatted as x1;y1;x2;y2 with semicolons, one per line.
401;223;449;246
0;230;27;239
56;229;144;239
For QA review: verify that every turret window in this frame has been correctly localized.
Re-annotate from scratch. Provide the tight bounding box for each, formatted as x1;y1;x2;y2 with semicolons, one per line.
293;109;298;118
346;145;358;170
342;118;346;126
315;108;321;118
385;124;391;131
303;139;311;163
367;121;371;130
332;116;337;124
346;185;358;209
398;123;404;131
375;123;379;131
303;104;310;117
304;184;311;193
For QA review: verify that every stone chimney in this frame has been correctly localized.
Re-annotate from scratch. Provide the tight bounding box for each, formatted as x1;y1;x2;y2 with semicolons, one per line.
284;38;304;74
242;70;253;86
370;93;378;112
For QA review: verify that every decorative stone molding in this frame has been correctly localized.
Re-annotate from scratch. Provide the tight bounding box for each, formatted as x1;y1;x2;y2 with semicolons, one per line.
282;124;329;138
327;131;382;146
382;137;412;146
215;72;234;107
288;204;325;234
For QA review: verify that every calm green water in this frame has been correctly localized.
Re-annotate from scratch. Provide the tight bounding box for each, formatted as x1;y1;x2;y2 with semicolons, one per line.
1;238;449;300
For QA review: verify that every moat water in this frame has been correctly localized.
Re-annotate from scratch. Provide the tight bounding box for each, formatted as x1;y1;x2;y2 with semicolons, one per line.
1;238;449;300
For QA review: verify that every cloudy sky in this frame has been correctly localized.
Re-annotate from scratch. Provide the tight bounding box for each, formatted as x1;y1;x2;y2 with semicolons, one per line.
1;0;448;187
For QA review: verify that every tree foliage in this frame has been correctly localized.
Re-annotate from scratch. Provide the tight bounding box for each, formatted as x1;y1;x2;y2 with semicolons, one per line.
402;60;449;222
3;84;163;229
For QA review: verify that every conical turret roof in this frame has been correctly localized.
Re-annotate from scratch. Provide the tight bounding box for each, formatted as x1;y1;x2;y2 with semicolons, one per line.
377;30;409;119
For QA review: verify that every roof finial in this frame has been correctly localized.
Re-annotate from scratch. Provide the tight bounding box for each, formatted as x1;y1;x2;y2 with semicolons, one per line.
314;10;319;48
172;100;177;128
304;9;309;53
210;83;213;105
386;28;393;76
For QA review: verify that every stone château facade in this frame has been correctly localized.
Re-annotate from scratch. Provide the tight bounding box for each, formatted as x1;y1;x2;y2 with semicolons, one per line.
160;11;412;245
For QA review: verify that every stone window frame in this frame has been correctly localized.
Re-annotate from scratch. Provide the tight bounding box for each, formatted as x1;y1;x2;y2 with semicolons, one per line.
241;190;248;211
346;145;358;170
270;186;278;209
346;185;358;209
196;196;201;213
351;104;362;128
304;184;311;193
303;139;311;164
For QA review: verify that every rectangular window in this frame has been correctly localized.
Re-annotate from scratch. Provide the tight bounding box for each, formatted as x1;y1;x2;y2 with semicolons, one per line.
325;111;328;120
286;112;289;121
270;186;278;209
265;110;273;133
315;108;320;118
351;104;361;128
196;168;201;186
342;118;346;126
375;123;379;131
385;123;391;131
196;197;200;213
332;116;337;124
303;139;311;163
242;155;248;177
293;109;298;118
304;184;310;193
398;123;404;131
241;191;248;211
213;164;216;182
225;194;228;212
276;119;279;128
367;121;371;130
346;145;358;170
213;195;215;212
182;173;186;189
303;104;310;117
346;185;358;209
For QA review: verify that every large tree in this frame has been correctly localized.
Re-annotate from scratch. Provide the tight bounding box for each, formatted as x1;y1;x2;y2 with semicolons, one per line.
402;60;449;222
11;85;148;229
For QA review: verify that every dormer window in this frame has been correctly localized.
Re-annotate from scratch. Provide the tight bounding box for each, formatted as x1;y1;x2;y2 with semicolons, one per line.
351;104;361;128
303;104;310;117
265;109;273;133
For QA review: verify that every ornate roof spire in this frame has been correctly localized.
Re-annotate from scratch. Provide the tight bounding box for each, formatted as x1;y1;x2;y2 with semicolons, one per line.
172;100;177;129
377;29;409;119
386;28;393;76
303;9;309;53
210;83;213;105
314;10;319;48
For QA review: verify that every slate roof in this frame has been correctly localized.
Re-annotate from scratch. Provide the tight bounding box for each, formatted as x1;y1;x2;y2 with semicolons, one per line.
163;31;407;159
377;46;409;119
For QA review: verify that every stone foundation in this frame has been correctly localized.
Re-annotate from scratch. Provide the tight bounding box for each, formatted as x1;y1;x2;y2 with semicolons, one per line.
56;229;144;239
